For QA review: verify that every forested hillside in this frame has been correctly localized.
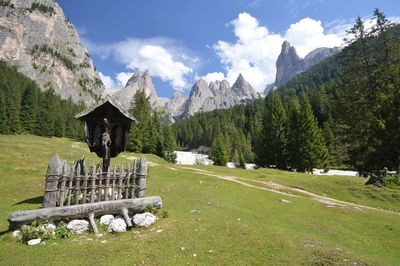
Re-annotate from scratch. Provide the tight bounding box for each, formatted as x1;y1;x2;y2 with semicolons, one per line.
174;10;400;174
0;60;85;139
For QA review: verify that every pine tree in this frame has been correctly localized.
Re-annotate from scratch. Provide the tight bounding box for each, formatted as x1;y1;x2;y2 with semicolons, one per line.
297;93;329;172
287;96;302;170
211;134;227;166
0;89;9;134
257;90;288;169
20;83;38;134
128;92;152;153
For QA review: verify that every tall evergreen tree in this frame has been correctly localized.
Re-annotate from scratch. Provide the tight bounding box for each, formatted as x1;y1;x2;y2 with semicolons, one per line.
256;90;288;169
287;96;302;170
128;92;152;153
0;89;9;134
211;134;227;166
20;83;38;134
297;93;329;172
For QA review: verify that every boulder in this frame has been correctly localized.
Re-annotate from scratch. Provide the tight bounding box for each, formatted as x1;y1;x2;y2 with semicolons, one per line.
67;220;89;234
27;238;41;246
132;212;157;228
12;230;22;240
100;215;114;226
108;218;127;233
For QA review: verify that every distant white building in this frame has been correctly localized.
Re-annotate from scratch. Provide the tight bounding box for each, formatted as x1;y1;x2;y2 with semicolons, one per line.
174;151;213;165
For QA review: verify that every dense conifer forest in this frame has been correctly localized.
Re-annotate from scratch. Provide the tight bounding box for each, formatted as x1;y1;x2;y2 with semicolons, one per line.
0;60;84;139
174;10;400;174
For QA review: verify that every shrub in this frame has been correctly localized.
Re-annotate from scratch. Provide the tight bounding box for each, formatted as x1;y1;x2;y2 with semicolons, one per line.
55;222;71;239
383;175;400;188
19;220;56;243
30;3;55;16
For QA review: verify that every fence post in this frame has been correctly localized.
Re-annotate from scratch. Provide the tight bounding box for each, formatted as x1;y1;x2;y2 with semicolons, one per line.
125;164;130;199
131;159;137;198
136;157;147;198
44;155;63;208
58;160;69;207
90;163;96;203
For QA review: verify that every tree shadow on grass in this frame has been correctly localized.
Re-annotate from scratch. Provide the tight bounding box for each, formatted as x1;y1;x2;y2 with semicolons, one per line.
13;196;43;206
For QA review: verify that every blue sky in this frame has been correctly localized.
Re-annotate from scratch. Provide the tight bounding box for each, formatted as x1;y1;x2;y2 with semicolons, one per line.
57;0;400;98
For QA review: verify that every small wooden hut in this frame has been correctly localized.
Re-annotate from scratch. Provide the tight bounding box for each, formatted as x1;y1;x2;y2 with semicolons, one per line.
75;97;136;158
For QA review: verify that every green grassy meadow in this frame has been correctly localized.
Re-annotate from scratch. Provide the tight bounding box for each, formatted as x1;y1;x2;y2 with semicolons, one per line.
0;135;399;265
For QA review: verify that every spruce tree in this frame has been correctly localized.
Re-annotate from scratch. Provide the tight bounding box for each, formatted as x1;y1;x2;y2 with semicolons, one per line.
128;92;152;153
20;84;38;134
211;134;227;166
287;96;302;170
0;89;9;134
258;90;288;169
297;93;329;172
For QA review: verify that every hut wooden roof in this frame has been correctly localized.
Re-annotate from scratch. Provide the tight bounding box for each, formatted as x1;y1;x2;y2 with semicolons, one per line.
75;97;136;122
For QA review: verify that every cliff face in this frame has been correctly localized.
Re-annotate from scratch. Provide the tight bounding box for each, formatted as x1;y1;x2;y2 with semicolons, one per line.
113;70;158;109
265;41;340;95
182;74;258;116
274;41;305;87
0;0;104;104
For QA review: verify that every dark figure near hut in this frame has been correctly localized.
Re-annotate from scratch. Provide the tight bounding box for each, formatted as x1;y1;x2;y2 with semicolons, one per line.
102;118;112;173
75;98;136;173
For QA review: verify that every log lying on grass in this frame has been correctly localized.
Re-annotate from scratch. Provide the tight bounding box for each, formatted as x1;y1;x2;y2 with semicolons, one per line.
8;196;162;231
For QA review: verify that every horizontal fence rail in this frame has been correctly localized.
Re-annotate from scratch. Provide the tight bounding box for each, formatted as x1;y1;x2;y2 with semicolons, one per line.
43;155;147;208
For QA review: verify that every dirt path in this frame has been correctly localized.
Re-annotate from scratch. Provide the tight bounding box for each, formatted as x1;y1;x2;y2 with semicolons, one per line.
179;167;399;215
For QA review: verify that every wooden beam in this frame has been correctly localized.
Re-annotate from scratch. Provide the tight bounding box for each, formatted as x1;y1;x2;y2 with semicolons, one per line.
9;196;162;227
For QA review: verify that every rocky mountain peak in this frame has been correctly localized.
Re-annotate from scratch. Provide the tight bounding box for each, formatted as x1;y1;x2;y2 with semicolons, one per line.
275;41;305;87
0;0;105;104
231;73;257;99
125;70;151;87
113;70;158;109
304;47;340;68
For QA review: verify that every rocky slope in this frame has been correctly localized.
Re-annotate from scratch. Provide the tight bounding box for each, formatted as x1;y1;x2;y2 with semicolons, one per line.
274;41;305;87
264;41;340;95
183;74;258;116
163;91;187;117
113;70;158;109
0;0;104;104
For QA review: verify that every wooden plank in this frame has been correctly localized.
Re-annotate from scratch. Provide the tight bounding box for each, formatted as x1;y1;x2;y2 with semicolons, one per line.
136;157;147;198
75;163;81;205
117;165;123;200
43;155;63;208
90;163;96;203
131;160;137;198
9;196;162;227
66;165;74;206
58;160;69;207
125;164;130;199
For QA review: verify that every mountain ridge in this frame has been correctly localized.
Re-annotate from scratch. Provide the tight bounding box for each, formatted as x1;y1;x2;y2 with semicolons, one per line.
0;0;105;104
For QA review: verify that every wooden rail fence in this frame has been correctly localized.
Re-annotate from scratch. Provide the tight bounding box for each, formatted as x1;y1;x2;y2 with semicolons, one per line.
43;155;147;208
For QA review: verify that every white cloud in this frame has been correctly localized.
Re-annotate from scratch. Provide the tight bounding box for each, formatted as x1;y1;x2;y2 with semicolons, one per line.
285;17;343;57
201;72;226;83
210;12;346;92
116;72;133;88
85;37;197;92
98;72;115;89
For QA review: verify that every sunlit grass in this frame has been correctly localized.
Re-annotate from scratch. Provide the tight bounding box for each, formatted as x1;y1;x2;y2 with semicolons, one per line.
0;135;399;265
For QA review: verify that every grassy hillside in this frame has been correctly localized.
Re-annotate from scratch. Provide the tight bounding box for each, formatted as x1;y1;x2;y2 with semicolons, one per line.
0;135;399;265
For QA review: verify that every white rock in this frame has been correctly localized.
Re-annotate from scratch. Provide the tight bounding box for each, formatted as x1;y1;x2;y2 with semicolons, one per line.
108;218;127;233
100;215;114;226
67;220;89;234
12;230;22;240
45;223;56;231
132;212;157;228
280;199;291;204
27;238;41;246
